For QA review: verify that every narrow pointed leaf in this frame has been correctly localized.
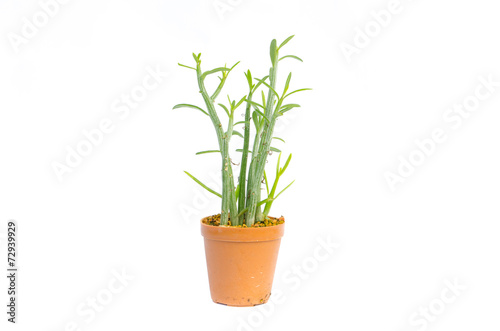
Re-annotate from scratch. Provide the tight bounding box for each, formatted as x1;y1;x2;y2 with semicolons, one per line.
178;63;196;70
235;183;240;202
283;73;292;95
173;104;208;116
253;108;270;123
278;35;294;50
280;153;292;174
254;77;279;99
234;120;249;126
252;111;260;130
230;61;240;70
202;67;231;80
281;104;301;110
234;95;247;109
232;131;244;138
251;75;270;93
245;70;253;88
237;207;248;217
280;106;293;113
270;146;281;153
263;170;270;196
273;137;285;143
270;39;277;66
279;55;303;62
276;152;282;176
284;88;312;99
274;180;295;200
218;103;230;117
195;150;221;155
184;171;222;198
246;100;265;110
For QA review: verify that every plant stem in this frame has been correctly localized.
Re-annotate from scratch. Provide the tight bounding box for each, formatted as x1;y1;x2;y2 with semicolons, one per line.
246;42;280;226
196;62;238;226
238;92;252;217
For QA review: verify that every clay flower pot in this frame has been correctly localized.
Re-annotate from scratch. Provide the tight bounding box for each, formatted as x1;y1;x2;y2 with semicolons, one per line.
201;218;285;307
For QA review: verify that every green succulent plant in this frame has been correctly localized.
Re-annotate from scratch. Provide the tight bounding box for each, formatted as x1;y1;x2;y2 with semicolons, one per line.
175;36;310;226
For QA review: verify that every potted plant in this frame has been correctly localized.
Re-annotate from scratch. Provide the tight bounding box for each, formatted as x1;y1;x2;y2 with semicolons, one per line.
174;36;310;306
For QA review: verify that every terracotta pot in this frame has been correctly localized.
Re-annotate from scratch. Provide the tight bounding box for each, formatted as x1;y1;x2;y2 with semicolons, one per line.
201;218;285;307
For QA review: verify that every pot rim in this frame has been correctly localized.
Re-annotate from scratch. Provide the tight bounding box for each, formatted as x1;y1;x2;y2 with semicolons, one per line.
200;217;285;242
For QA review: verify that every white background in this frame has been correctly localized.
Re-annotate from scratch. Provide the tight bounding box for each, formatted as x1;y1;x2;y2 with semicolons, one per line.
1;0;500;330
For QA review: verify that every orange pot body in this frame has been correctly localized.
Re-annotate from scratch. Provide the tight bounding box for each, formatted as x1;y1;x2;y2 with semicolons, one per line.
201;219;285;307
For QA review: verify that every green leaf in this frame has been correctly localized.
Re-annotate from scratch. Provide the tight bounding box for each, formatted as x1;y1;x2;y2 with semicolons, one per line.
178;63;196;70
173;104;208;116
273;137;285;143
270;146;281;153
276;152;282;176
211;71;229;100
270;39;277;66
279;104;301;115
253;108;270;123
252;111;260;130
283;72;292;95
202;67;231;80
281;103;301;108
251;75;270;94
196;150;220;155
232;131;244;138
184;171;222;198
236;149;252;153
234;95;247;110
280;153;292;174
237;207;248;218
284;88;312;99
278;35;294;50
246;100;265;110
274;180;295;200
254;77;279;99
279;55;303;62
281;103;301;110
230;61;240;70
234;120;249;126
235;183;240;202
192;53;199;63
245;70;253;89
261;90;266;109
263;170;270;195
218;103;230;117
